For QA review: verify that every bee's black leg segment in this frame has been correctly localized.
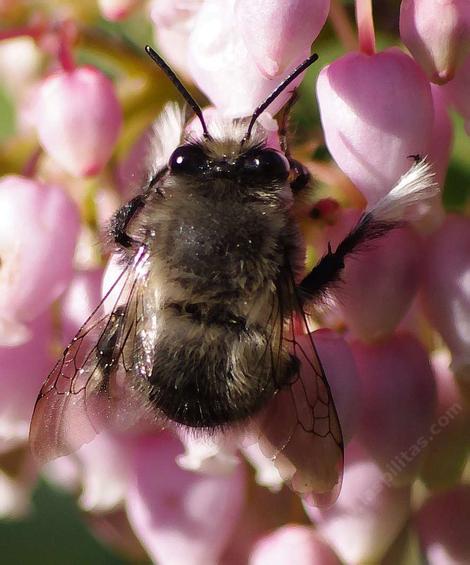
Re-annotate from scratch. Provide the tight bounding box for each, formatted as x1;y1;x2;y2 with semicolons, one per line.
109;195;146;249
289;158;311;194
298;241;345;302
298;212;396;302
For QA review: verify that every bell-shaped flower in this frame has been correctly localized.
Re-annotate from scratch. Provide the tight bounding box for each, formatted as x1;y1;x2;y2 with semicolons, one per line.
306;440;411;564
249;524;341;565
420;351;469;490
149;0;203;78
337;226;422;342
421;214;470;380
188;0;324;117
316;48;434;204
400;0;470;84
0;175;79;345
415;485;470;564
126;432;245;565
235;0;330;79
351;332;437;485
442;53;470;134
35;66;122;177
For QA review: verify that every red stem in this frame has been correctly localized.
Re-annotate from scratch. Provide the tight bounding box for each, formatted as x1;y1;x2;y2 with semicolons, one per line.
355;0;376;55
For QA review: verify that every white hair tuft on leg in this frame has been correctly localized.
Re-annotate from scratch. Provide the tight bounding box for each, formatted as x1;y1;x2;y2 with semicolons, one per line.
368;159;439;223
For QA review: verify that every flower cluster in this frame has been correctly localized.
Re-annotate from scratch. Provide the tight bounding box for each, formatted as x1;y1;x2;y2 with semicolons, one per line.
0;0;469;563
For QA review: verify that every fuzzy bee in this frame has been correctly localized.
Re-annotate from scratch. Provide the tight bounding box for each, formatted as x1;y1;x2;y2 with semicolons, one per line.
29;46;437;506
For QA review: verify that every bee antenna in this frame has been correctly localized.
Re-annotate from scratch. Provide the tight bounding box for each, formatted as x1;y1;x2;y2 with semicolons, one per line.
242;53;319;144
145;45;212;140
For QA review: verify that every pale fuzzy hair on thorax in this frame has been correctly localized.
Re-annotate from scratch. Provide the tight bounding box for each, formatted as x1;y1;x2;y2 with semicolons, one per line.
147;102;187;177
147;102;271;178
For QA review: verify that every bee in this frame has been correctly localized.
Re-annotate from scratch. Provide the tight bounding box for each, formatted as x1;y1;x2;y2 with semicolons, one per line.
29;46;437;506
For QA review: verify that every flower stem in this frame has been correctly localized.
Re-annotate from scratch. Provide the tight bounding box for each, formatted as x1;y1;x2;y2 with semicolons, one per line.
355;0;376;55
22;147;43;178
57;22;76;72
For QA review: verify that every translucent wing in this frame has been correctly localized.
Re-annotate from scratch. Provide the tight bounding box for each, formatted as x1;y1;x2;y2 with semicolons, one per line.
254;282;344;507
29;246;156;464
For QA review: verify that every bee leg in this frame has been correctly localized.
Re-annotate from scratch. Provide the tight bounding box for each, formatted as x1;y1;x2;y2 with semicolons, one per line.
298;212;394;302
289;158;311;194
109;195;145;249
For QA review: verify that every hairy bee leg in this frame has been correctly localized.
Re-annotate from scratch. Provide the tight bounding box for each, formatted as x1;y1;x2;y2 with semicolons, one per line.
109;195;146;248
297;213;394;302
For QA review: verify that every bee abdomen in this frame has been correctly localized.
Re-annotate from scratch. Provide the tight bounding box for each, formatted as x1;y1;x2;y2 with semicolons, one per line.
146;317;287;428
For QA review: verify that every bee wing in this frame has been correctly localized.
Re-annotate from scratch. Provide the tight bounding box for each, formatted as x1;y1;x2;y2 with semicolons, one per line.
255;296;344;507
29;246;155;464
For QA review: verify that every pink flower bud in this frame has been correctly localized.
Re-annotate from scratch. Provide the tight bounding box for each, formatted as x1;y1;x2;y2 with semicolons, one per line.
249;524;340;565
188;0;313;117
306;440;411;564
126;433;245;565
35;66;122;177
415;485;470;564
400;0;470;84
338;226;422;342
316;48;434;204
351;333;437;485
421;214;470;380
235;0;330;78
0;175;79;345
420;351;469;490
98;0;139;21
442;53;470;134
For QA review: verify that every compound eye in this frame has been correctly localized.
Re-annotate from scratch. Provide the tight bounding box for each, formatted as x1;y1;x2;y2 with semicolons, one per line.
242;149;290;182
169;145;209;175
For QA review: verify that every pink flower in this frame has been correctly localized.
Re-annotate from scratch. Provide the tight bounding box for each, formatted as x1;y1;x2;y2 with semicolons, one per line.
235;0;330;79
400;0;470;84
188;0;326;117
0;175;79;345
126;433;245;565
351;333;437;484
420;351;469;490
249;524;340;565
35;66;122;177
338;226;422;342
306;440;411;564
0;313;53;452
421;214;470;380
415;485;470;564
316;48;434;204
149;0;203;78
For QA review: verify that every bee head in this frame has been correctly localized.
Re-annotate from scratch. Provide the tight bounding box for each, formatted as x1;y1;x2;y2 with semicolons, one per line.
167;141;290;186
